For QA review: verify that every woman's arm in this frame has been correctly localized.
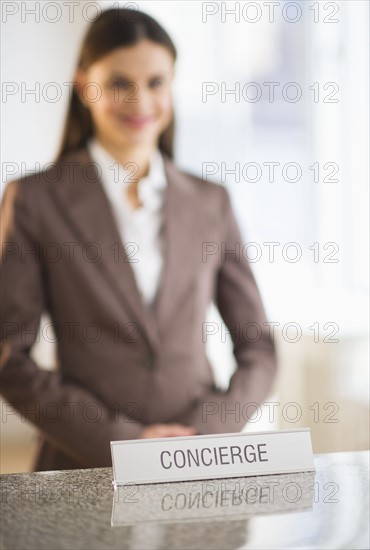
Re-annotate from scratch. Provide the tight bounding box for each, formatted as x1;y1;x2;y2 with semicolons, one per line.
180;188;278;435
0;179;145;468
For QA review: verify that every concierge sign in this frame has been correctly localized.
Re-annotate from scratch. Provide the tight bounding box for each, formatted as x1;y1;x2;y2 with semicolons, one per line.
111;429;315;486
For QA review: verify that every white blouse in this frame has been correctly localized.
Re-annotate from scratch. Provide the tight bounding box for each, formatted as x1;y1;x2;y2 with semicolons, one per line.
87;137;167;308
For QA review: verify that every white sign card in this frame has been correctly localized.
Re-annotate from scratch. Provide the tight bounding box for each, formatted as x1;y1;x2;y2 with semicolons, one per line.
111;428;315;486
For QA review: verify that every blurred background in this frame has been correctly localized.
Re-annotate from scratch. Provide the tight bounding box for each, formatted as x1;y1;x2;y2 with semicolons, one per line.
1;0;369;473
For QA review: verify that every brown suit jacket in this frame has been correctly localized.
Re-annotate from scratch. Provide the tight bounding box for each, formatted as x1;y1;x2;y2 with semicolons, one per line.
0;147;277;471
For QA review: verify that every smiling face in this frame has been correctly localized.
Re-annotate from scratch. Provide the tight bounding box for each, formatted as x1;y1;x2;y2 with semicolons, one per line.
75;39;175;150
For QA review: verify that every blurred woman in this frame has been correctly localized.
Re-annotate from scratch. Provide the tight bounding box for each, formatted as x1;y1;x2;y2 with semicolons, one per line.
0;7;277;471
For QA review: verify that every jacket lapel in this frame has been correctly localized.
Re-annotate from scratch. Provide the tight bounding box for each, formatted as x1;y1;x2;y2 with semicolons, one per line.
51;148;158;351
153;158;202;330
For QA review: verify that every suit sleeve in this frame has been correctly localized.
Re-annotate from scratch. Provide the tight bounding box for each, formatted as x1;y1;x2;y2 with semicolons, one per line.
180;187;278;435
0;179;144;468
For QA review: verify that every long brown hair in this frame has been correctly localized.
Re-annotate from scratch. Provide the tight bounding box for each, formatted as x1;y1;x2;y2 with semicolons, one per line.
55;7;177;163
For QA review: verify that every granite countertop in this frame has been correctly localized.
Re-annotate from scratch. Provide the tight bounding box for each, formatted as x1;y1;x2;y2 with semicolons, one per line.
1;451;369;549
